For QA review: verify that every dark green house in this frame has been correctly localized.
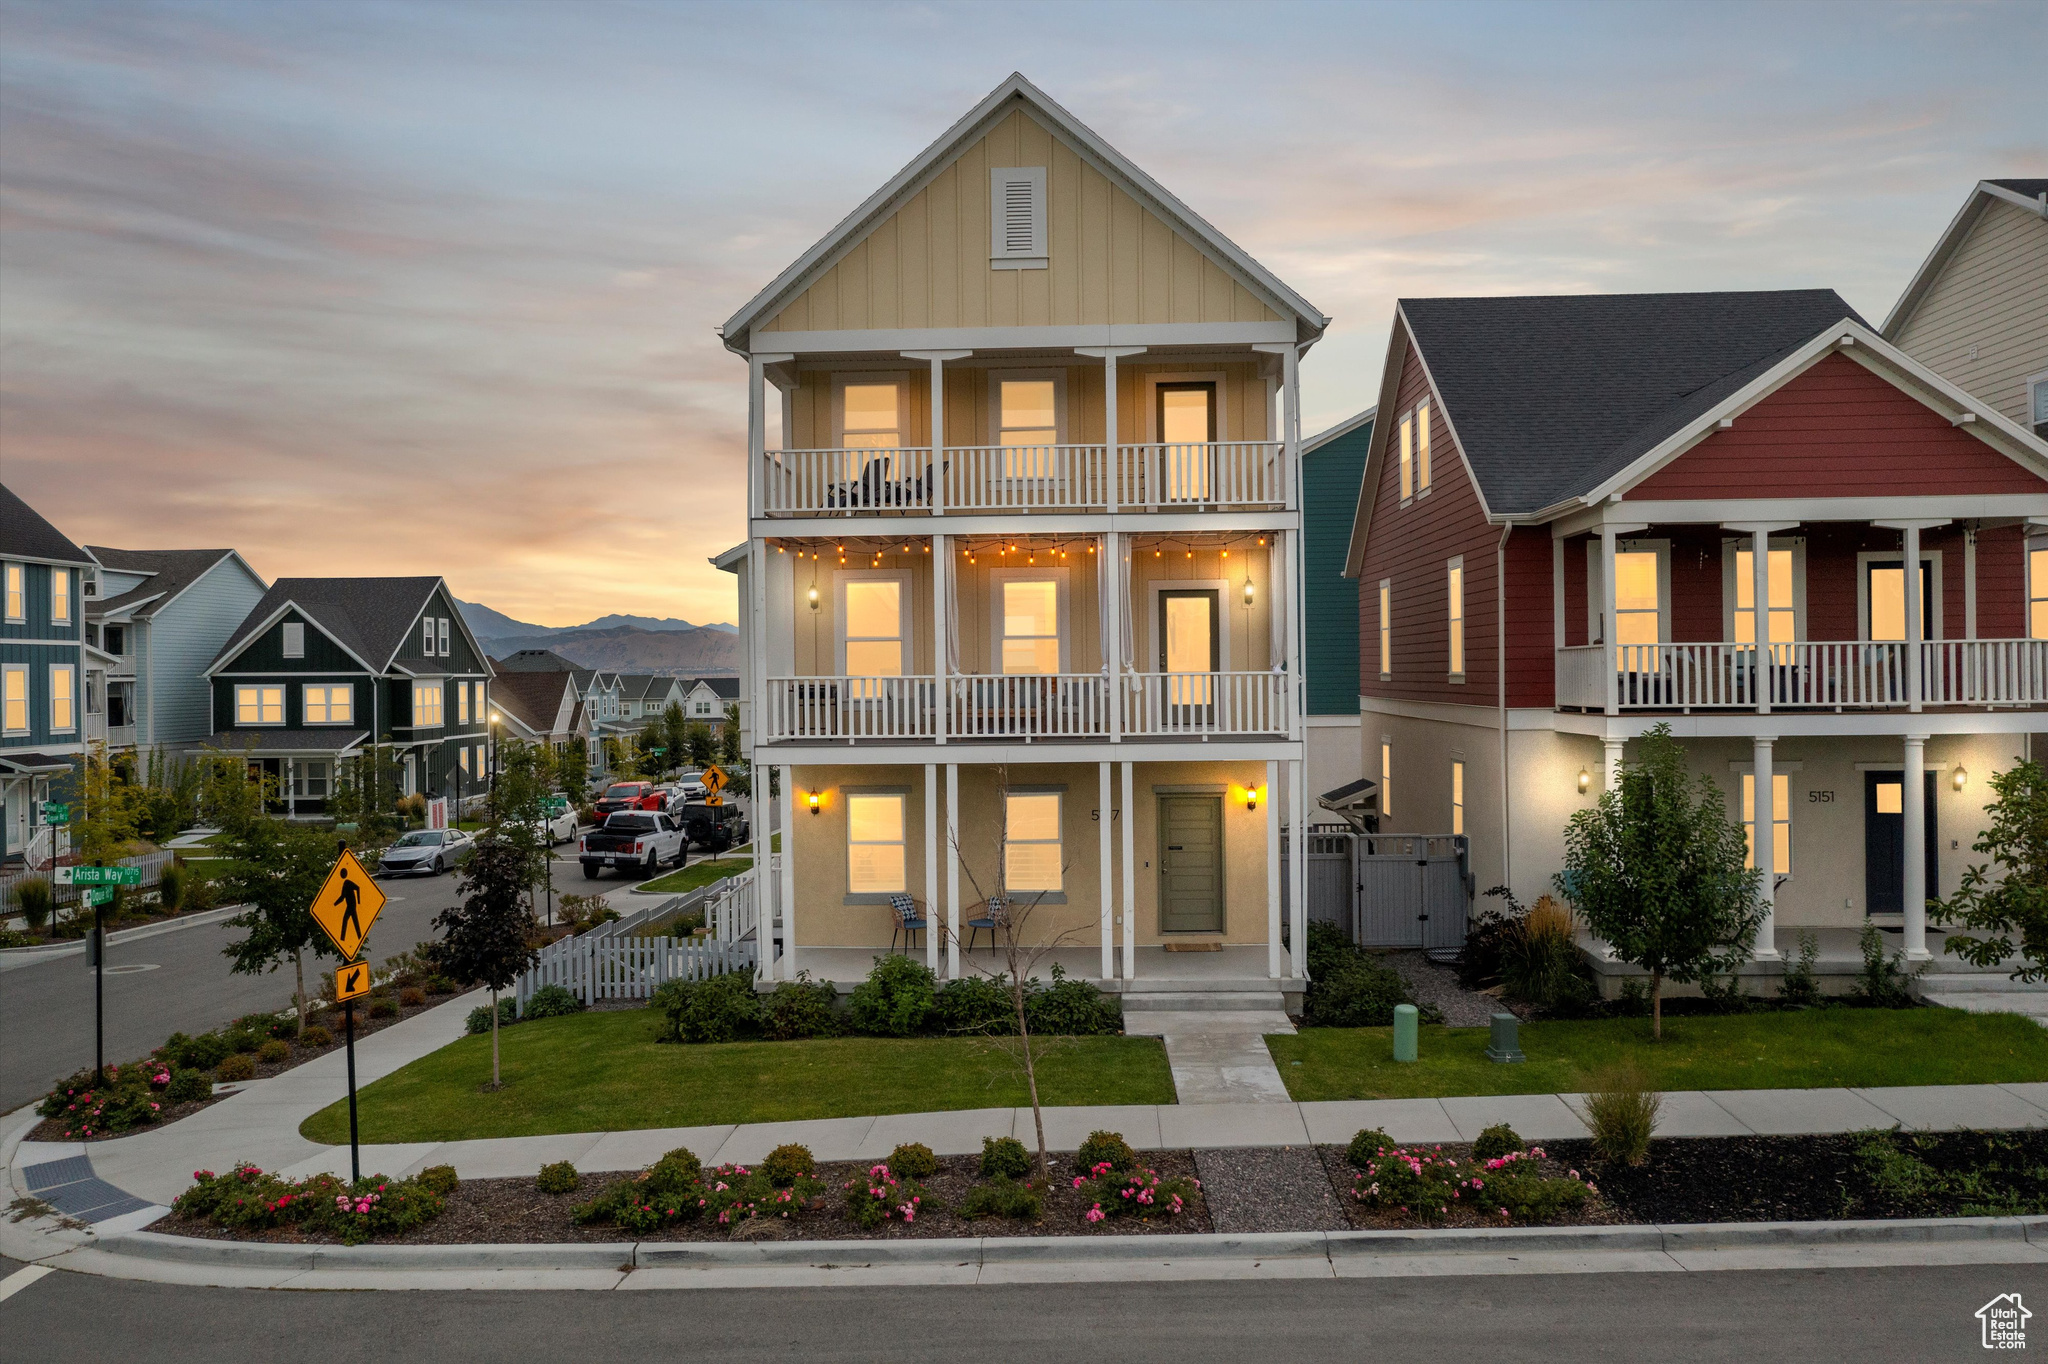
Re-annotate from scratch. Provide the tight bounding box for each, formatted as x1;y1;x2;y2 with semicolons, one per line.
204;577;495;815
1300;408;1375;806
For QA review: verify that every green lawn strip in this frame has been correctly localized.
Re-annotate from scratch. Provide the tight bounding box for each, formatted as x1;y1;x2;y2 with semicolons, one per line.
299;1009;1175;1143
1267;1009;2048;1102
635;858;753;895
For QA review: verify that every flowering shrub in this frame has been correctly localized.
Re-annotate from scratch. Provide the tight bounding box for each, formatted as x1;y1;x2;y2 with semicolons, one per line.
1075;1130;1137;1173
959;1177;1043;1220
1070;1161;1200;1224
34;1062;211;1138
1350;1144;1596;1225
172;1165;446;1245
844;1163;928;1229
572;1146;821;1233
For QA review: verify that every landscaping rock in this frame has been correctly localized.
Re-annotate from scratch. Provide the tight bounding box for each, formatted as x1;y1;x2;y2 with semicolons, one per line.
1381;950;1499;1027
1193;1146;1348;1233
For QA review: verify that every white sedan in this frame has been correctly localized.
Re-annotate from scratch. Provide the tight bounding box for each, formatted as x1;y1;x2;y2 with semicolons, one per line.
528;805;580;846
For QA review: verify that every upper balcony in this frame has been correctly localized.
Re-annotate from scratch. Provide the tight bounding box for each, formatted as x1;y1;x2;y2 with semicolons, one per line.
753;349;1294;521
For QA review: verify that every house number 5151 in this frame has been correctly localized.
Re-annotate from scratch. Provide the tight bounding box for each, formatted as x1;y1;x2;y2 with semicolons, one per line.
1808;790;1835;803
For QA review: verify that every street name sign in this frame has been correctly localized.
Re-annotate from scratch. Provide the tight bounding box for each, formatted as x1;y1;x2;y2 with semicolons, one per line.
57;866;142;887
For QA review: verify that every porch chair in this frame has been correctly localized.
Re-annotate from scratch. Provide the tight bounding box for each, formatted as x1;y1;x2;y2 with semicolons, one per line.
965;895;1010;953
889;893;928;956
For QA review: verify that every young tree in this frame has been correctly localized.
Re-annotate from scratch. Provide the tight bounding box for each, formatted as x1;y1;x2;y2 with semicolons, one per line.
684;720;716;770
217;820;341;1036
1557;723;1766;1038
71;741;144;867
1933;758;2048;979
434;836;541;1087
488;739;554;915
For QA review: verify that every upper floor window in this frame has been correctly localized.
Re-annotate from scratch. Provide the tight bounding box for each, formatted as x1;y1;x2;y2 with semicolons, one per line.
988;166;1047;270
2031;371;2048;439
2031;548;2048;640
998;576;1063;675
282;622;305;658
837;376;905;450
50;665;74;731
413;680;445;727
1446;557;1465;679
996;376;1061;479
1599;547;1664;647
2;665;25;733
1157;382;1218;501
1380;739;1393;819
438;618;451;655
1733;548;1796;649
1377;580;1391;680
1398;412;1413;501
422;618;437;656
51;569;70;625
3;563;21;622
1414;401;1432;495
458;679;471;724
304;684;353;725
1865;557;1933;641
235;684;284;726
840;575;906;679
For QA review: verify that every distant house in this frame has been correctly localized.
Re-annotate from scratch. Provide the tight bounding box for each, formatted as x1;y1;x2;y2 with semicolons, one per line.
617;673;687;727
1883;179;2048;437
1299;408;1376;810
205;577;495;814
681;676;739;725
82;547;268;756
1;484;92;866
490;670;580;753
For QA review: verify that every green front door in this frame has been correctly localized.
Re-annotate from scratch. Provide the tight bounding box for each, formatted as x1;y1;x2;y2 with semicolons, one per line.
1158;794;1225;933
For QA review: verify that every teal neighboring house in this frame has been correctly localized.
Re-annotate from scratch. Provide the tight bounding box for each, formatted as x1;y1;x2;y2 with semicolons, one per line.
1300;408;1376;810
1;483;92;867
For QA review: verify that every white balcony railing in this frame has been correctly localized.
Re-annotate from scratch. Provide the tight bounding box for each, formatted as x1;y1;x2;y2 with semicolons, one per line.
764;676;938;741
947;674;1111;739
944;444;1109;511
1924;639;2048;706
1118;441;1284;509
762;448;934;515
1558;639;2048;712
1123;671;1288;736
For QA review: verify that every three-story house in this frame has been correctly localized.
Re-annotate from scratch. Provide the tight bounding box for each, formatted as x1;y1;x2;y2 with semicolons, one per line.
1;484;91;866
721;75;1326;1003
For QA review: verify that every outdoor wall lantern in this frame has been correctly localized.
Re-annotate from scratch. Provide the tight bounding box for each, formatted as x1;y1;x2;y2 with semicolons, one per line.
807;790;822;815
1244;783;1261;812
807;585;820;612
1243;575;1256;607
1953;765;1968;792
1577;767;1592;794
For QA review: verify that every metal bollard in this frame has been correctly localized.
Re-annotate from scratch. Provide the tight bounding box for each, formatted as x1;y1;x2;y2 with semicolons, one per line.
1392;1003;1418;1062
1486;1011;1526;1063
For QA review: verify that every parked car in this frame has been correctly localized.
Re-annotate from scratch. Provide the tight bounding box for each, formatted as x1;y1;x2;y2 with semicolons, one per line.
579;810;689;879
526;798;579;846
592;781;663;816
377;828;475;877
678;801;749;853
673;771;709;801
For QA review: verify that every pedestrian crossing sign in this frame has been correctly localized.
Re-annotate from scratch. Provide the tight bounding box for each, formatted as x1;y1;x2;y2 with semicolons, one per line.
335;959;373;1002
311;846;386;961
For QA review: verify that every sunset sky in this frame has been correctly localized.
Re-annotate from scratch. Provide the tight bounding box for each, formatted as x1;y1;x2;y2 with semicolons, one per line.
2;0;2042;627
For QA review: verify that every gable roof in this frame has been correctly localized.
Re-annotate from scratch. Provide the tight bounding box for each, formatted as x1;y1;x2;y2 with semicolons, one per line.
691;676;741;700
490;670;576;736
209;577;466;674
1303;407;1377;457
719;72;1327;352
0;483;91;566
493;648;580;673
85;547;260;618
1883;179;2048;340
619;674;679;703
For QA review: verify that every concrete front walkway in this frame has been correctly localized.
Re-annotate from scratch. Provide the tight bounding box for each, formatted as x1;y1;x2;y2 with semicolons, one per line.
1123;1010;1296;1103
9;981;2048;1220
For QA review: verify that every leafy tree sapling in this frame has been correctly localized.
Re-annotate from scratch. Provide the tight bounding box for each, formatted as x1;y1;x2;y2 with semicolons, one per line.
1933;758;2048;980
217;819;342;1037
434;836;542;1088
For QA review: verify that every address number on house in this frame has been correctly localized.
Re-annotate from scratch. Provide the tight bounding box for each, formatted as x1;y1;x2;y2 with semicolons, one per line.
1808;790;1835;803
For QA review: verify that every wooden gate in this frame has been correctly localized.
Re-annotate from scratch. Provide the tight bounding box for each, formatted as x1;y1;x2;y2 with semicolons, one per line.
1288;828;1470;953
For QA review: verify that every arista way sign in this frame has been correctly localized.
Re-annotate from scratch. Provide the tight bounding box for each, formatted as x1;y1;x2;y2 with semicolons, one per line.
57;865;143;887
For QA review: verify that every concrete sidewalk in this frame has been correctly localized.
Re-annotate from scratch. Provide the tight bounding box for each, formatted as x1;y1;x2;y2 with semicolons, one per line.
9;979;2048;1216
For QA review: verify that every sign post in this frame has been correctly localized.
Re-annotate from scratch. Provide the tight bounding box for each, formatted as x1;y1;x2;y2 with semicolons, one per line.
311;844;387;1185
60;867;140;1084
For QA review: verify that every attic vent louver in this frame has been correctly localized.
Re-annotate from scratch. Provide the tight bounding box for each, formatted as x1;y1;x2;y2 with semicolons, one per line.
990;166;1046;270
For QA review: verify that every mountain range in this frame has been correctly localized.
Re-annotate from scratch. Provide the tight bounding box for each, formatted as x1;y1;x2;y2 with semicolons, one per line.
457;599;740;677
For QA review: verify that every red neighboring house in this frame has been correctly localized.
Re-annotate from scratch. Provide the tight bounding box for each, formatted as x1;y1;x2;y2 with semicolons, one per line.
1341;289;2048;986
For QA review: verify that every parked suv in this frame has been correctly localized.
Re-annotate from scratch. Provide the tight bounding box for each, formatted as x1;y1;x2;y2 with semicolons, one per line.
579;810;688;878
678;801;749;854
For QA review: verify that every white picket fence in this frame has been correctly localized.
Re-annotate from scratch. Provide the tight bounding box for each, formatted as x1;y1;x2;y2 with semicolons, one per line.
515;931;756;1013
705;866;758;944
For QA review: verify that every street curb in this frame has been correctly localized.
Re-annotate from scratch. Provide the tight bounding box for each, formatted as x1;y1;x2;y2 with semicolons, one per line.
0;905;243;963
83;1213;2040;1275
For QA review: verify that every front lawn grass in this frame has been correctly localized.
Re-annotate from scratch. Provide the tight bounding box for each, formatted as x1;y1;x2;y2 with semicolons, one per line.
1267;1008;2048;1101
636;857;752;895
300;1008;1175;1143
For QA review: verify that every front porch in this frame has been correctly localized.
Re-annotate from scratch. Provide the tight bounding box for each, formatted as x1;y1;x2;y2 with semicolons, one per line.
770;943;1307;1012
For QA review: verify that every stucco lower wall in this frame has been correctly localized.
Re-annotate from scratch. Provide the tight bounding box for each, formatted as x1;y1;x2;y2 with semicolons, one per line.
783;758;1281;949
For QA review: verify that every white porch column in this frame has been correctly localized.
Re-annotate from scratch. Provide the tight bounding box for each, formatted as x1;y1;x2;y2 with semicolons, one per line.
1600;525;1619;716
1266;757;1282;980
946;762;961;978
1105;531;1123;743
1903;733;1930;959
933;532;949;745
1098;761;1115;980
1281;527;1303;739
747;354;764;521
1904;523;1924;713
1282;344;1301;509
777;764;797;980
1078;346;1144;510
1603;738;1625;792
1965;526;1978;640
1289;758;1308;979
1751;737;1779;960
903;349;968;513
1752;528;1772;715
924;762;940;975
1120;760;1136;980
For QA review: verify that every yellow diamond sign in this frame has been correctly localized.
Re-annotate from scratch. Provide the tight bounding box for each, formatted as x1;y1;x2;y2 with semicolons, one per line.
311;847;386;961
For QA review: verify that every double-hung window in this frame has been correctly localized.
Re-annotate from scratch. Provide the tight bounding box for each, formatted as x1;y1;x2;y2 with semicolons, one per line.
1378;580;1392;679
1613;551;1662;648
1734;548;1796;659
235;684;284;725
1451;759;1465;836
846;791;907;895
50;665;75;732
1398;413;1413;501
2;665;25;733
459;747;471;776
1446;557;1465;679
51;569;70;626
2031;371;2048;440
1380;739;1393;818
293;761;330;799
458;681;471;725
1005;790;1063;893
303;684;352;725
996;376;1060;480
3;563;22;622
2033;547;2048;640
282;622;304;658
1414;401;1432;494
999;578;1062;675
1743;772;1790;876
422;619;437;656
439;618;451;655
841;577;906;680
413;681;444;727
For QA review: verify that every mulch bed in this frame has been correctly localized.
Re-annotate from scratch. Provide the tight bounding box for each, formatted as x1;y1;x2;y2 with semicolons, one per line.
1196;1146;1350;1233
1314;1143;1627;1230
25;991;461;1144
154;1151;1214;1245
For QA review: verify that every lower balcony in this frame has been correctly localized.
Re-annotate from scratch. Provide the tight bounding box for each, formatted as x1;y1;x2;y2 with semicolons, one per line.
763;671;1289;742
1556;639;2048;712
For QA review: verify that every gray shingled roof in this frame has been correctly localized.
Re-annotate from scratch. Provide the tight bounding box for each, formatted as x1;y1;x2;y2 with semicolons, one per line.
208;728;369;755
87;547;246;617
1402;289;1864;514
693;676;741;700
491;671;575;733
0;483;91;565
492;648;578;673
1988;178;2048;199
212;577;442;671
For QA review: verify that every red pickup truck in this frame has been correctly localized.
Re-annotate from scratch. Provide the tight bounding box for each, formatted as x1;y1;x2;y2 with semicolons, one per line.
591;781;664;817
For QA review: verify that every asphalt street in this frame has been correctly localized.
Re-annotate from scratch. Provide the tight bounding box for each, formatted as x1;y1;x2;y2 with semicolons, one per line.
0;848;678;1113
0;1257;2038;1362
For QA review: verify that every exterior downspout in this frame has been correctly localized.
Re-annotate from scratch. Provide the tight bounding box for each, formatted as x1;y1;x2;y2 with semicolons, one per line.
1496;521;1513;896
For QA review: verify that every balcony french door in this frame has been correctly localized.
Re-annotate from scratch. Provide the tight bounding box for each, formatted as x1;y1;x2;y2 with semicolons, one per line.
1156;382;1217;502
1158;588;1219;722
